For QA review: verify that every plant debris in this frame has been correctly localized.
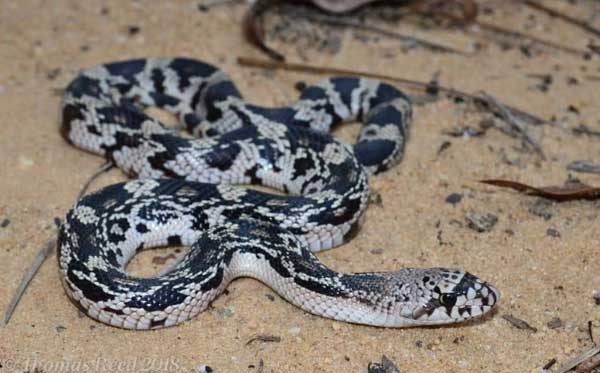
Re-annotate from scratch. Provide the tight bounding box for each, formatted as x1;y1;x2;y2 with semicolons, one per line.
502;314;537;332
541;358;557;371
465;211;498;232
3;237;56;326
572;124;600;138
246;334;282;345
367;355;400;373
474;93;545;160
480;179;600;201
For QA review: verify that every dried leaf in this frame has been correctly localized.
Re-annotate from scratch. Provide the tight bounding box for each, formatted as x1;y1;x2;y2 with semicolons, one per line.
502;314;537;332
480;179;600;201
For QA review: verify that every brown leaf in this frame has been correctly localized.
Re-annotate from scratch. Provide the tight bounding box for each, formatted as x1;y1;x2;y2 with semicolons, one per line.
480;179;600;201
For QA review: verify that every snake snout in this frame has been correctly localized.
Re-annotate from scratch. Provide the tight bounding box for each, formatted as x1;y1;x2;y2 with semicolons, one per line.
411;271;500;325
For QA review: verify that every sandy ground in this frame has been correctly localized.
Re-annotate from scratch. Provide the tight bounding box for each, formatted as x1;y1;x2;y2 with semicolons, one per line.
1;1;600;372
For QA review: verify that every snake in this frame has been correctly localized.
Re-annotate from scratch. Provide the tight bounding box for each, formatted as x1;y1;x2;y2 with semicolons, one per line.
58;57;499;329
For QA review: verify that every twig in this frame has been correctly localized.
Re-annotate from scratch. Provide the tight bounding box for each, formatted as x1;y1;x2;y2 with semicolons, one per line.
576;353;600;373
588;320;596;345
520;0;600;38
237;56;548;126
475;92;545;160
572;124;600;138
245;334;282;345
2;238;56;326
502;314;538;332
3;160;115;326
245;0;286;61
297;11;470;55
556;345;600;373
76;161;114;200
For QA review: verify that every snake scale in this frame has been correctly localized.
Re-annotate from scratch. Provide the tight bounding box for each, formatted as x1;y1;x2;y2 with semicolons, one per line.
58;57;499;329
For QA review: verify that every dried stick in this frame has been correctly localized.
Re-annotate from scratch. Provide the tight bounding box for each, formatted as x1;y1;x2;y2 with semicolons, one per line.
76;161;114;200
476;92;545;160
236;56;548;125
245;0;286;61
556;346;600;373
520;0;600;38
2;238;56;326
2;161;113;326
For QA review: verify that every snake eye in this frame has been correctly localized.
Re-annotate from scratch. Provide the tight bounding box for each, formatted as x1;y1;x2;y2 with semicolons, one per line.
440;293;457;307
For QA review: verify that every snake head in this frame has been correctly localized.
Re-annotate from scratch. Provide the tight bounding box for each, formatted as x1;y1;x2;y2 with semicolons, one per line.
393;268;500;326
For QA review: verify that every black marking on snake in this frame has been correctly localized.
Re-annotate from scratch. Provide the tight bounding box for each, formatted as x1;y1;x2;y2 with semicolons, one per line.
58;57;499;329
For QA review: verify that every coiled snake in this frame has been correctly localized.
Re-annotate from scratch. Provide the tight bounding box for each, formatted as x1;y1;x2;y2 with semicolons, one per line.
58;58;499;329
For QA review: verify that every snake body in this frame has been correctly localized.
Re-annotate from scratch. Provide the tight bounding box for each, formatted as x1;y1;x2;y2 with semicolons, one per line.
58;57;499;329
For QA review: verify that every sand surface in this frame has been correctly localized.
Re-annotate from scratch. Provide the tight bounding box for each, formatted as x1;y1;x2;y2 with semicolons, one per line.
1;1;599;372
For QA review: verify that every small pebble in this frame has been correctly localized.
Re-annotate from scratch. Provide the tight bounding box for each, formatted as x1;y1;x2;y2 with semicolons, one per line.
46;68;61;80
367;355;399;373
547;317;563;329
566;160;600;175
1;218;10;228
215;306;234;318
294;81;307;91
593;291;600;305
369;190;382;206
445;193;462;205
288;326;301;335
127;25;141;36
264;293;275;301
466;212;498;232
369;247;384;255
18;155;34;169
453;336;465;344
546;228;561;238
55;325;67;333
529;198;553;220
